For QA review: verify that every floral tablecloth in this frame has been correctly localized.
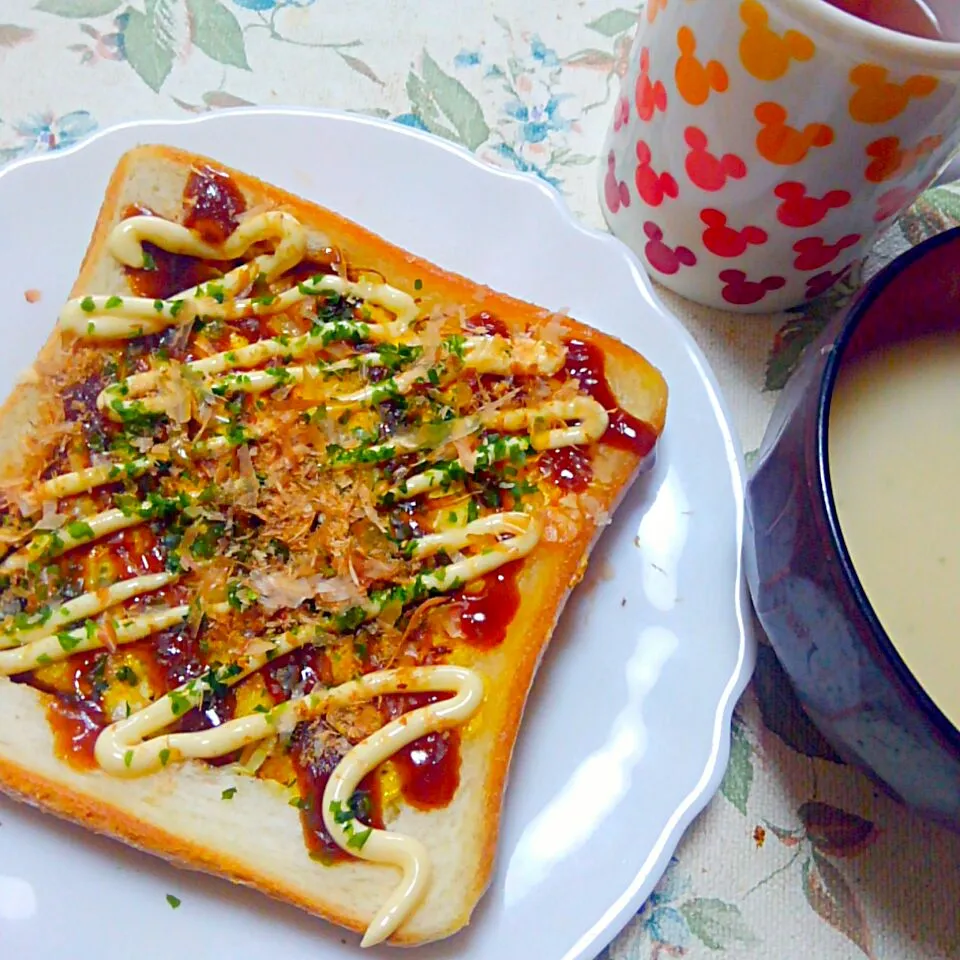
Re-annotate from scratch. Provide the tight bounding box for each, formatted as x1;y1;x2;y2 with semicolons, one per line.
2;1;960;957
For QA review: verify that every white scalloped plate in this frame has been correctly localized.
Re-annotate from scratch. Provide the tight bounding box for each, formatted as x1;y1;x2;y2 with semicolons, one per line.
0;109;754;960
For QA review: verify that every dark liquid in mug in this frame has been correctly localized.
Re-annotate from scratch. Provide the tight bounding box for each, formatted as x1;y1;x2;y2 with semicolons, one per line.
823;0;957;40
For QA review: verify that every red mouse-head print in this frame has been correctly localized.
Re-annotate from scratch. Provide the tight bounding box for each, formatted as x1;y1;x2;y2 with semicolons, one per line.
635;140;679;207
684;127;747;192
636;48;667;122
805;264;852;300
700;209;767;258
793;234;860;271
774;182;852;228
865;134;943;183
874;184;916;222
719;269;786;306
643;221;697;275
613;95;630;132
604;151;631;214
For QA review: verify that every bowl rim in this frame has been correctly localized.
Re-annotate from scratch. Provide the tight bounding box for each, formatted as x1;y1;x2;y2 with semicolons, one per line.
817;223;960;756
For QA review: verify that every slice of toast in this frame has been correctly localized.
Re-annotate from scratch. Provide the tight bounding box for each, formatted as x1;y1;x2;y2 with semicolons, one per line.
0;145;668;946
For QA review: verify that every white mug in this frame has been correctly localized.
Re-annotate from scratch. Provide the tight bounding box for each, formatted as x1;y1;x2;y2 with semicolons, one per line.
600;0;960;312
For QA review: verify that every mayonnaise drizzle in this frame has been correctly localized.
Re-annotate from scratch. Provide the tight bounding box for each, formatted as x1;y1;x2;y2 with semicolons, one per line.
0;571;177;649
409;510;537;560
384;398;607;501
58;212;307;340
31;429;238;503
94;660;482;948
58;213;421;343
0;603;188;675
2;478;250;575
322;666;484;947
0;513;540;678
487;396;608;451
390;433;530;501
34;458;153;502
98;332;563;423
108;212;305;281
0;508;143;573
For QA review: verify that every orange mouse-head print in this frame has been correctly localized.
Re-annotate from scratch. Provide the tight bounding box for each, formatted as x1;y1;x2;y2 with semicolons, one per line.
755;102;834;165
849;64;938;125
739;0;815;82
676;26;729;106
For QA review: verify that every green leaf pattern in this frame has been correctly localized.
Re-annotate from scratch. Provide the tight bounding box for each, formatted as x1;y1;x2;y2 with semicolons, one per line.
585;8;639;37
121;0;175;93
35;0;121;16
720;714;754;815
7;3;960;957
405;68;462;144
186;0;248;70
680;898;758;950
420;51;489;150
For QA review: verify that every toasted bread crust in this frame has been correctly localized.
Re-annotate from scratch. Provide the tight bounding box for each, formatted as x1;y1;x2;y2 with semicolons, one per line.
0;145;667;945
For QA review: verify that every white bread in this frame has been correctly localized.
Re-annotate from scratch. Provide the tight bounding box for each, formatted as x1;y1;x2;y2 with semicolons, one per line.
0;146;668;946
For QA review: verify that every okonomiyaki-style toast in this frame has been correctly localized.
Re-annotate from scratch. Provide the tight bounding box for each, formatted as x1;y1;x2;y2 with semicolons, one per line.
0;145;668;947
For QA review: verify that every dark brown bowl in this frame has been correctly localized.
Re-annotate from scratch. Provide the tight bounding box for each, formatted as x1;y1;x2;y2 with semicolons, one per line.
746;227;960;829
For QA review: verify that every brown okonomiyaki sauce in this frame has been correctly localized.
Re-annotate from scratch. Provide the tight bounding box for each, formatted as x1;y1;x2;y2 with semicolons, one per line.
289;728;385;864
463;311;509;338
560;338;658;457
182;165;246;244
29;652;106;769
455;559;523;651
382;692;460;810
123;164;247;301
122;199;228;302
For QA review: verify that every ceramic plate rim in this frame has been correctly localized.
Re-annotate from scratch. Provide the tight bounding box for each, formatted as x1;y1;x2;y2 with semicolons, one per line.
0;107;756;960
